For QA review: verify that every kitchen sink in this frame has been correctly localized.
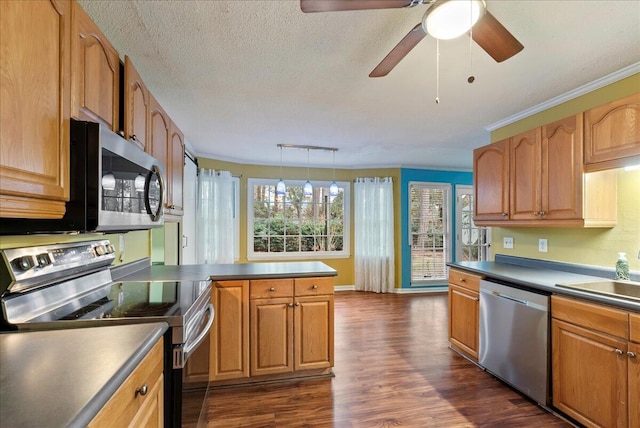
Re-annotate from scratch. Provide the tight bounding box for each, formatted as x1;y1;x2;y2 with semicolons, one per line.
556;279;640;302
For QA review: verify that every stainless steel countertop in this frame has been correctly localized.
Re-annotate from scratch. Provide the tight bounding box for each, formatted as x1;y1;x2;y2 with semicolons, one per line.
449;259;640;312
117;261;338;282
0;323;168;428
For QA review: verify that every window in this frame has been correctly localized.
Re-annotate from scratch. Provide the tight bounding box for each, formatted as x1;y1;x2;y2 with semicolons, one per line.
232;176;240;261
409;182;451;285
455;185;491;262
247;179;350;260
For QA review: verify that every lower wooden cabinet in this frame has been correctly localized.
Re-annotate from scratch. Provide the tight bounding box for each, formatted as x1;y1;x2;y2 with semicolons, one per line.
551;296;638;428
203;276;334;386
448;268;482;361
89;337;164;427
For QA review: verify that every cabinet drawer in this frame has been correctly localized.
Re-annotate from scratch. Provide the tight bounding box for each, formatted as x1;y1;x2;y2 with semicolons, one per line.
294;277;334;296
250;279;293;299
552;295;628;339
448;269;482;292
89;337;164;427
631;312;640;343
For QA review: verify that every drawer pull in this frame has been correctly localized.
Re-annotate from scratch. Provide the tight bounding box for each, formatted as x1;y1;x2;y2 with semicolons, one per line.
614;348;624;355
269;287;275;291
312;285;318;289
135;384;148;397
459;278;466;282
628;351;637;358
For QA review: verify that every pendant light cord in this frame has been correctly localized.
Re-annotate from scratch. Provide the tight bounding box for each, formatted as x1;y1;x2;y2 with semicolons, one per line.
435;39;440;104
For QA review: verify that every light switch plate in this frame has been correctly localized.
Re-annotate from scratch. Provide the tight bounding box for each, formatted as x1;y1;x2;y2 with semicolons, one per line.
538;238;548;253
503;237;514;249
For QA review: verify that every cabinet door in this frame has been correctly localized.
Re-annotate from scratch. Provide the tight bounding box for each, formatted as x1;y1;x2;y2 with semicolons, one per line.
124;56;149;150
509;128;541;220
585;93;640;171
250;297;294;376
168;121;184;215
70;2;119;131
473;139;509;221
149;94;170;208
0;0;70;218
448;283;479;360
294;295;334;371
210;281;249;381
541;114;583;220
129;373;163;428
630;341;640;428
552;319;627;428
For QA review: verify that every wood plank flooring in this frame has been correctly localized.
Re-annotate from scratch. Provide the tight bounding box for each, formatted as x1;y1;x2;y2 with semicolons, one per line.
207;291;572;427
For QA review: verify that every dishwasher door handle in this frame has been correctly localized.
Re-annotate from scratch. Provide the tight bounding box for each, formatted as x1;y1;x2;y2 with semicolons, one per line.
492;291;529;306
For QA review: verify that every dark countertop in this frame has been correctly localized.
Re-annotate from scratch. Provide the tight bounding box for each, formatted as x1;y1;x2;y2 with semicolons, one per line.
449;255;640;312
116;261;338;282
0;322;167;428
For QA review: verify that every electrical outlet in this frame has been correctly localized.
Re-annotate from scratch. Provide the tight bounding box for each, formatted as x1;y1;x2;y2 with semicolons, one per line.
538;238;548;253
503;237;514;249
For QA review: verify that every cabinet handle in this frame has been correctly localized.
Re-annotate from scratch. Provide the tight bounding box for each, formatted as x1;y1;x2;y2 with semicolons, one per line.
502;213;508;217
295;302;300;306
533;211;540;216
540;210;546;216
628;351;637;358
614;349;624;355
269;287;275;292
312;285;318;289
459;278;466;282
135;384;148;397
131;134;137;141
288;303;294;307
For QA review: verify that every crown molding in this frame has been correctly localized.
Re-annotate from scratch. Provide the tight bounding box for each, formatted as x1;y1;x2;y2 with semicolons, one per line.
485;62;640;132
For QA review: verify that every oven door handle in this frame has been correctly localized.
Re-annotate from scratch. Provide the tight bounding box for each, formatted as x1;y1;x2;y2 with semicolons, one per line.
182;303;214;361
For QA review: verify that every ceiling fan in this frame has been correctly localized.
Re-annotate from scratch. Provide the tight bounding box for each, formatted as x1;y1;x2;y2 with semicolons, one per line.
300;0;524;77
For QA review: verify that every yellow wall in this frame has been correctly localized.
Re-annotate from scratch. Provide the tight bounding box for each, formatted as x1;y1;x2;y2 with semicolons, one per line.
198;158;401;287
490;73;640;271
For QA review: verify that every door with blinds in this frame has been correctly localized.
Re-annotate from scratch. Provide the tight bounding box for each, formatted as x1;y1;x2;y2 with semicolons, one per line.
455;186;491;262
409;183;451;285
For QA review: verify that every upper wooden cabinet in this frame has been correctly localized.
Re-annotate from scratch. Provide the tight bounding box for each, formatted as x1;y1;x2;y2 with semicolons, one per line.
70;2;119;131
585;93;640;172
124;56;150;150
0;0;71;219
168;121;185;216
149;93;170;207
473;139;509;222
474;114;617;227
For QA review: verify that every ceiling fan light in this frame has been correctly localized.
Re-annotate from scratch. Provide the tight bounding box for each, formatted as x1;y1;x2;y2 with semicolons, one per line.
424;0;485;40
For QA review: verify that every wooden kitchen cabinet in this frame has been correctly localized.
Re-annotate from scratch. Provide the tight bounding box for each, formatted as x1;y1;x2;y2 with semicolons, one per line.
167;120;185;216
551;295;638;428
0;0;71;219
630;313;640;428
474;114;617;227
584;93;640;172
70;1;119;131
448;269;482;361
473;139;510;222
294;277;334;371
124;56;150;150
89;337;164;428
209;280;250;381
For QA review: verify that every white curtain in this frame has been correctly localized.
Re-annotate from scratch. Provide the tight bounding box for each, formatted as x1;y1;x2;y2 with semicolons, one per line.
196;169;235;264
354;177;395;293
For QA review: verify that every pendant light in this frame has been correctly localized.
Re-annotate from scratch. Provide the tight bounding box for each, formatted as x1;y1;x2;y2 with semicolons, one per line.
329;150;339;197
276;145;286;196
303;148;313;197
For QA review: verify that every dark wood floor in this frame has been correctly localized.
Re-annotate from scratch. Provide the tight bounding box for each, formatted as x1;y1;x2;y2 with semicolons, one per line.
207;291;572;427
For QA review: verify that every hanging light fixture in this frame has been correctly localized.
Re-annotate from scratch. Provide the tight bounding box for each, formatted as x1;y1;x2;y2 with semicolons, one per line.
276;145;286;196
101;172;116;191
303;148;313;197
423;0;485;40
329;149;339;197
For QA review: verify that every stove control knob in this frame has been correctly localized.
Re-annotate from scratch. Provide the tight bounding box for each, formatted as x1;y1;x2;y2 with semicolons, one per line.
95;245;106;256
13;255;35;271
105;244;115;254
36;253;52;267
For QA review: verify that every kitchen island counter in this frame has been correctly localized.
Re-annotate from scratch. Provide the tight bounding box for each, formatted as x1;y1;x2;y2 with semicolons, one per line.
449;255;640;312
0;322;167;428
116;260;337;282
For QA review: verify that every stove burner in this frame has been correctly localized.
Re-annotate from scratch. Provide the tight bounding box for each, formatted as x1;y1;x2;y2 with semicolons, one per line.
113;301;178;317
59;297;114;320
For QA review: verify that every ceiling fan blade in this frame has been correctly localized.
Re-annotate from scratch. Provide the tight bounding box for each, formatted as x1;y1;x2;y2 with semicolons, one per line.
300;0;412;13
369;23;426;77
472;11;524;62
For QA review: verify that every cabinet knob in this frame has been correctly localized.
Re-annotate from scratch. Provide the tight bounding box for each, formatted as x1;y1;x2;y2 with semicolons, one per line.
534;211;540;216
502;213;508;217
288;303;294;307
628;351;637;358
312;285;318;289
131;134;137;141
459;278;466;282
269;287;275;292
135;384;148;397
614;348;624;355
295;302;300;307
540;210;546;216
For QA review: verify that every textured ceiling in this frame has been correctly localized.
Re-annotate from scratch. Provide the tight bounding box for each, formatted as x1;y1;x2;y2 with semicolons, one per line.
79;0;640;169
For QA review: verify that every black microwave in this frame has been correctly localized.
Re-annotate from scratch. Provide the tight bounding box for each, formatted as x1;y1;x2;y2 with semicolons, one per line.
0;120;165;235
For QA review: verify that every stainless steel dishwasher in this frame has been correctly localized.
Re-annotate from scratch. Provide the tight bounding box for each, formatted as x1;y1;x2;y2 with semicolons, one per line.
479;279;550;407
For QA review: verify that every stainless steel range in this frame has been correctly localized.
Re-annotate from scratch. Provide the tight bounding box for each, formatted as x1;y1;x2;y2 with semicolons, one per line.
0;240;214;427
